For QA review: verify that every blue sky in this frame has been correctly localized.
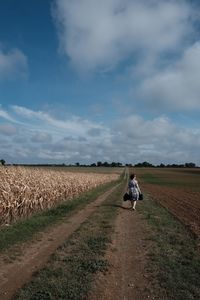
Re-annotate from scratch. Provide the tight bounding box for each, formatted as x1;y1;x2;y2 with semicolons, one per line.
0;0;200;165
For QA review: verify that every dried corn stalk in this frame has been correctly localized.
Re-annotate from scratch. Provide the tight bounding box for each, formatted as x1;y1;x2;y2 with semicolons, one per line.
0;167;119;225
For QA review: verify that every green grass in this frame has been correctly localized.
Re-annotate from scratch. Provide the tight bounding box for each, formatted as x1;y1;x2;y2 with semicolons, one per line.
15;179;126;300
140;173;185;188
171;168;200;176
141;173;166;185
140;172;200;189
138;195;200;300
0;178;121;253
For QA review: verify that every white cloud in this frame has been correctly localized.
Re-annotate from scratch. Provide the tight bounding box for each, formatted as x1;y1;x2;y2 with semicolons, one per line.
138;42;200;111
31;132;52;143
53;0;192;72
113;114;200;164
12;105;106;137
115;115;175;140
53;0;200;113
0;48;28;79
0;124;17;135
1;104;200;165
0;105;16;122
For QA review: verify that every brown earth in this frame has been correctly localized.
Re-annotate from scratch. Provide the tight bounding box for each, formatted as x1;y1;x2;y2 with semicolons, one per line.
1;169;199;299
142;183;200;238
0;185;119;300
0;183;158;300
88;200;156;300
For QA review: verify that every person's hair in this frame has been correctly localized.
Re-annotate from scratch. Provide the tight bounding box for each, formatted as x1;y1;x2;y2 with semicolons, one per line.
130;174;135;180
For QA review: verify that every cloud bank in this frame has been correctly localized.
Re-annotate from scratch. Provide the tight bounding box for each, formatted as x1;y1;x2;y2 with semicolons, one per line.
0;104;199;165
53;0;192;71
138;42;200;111
53;0;200;112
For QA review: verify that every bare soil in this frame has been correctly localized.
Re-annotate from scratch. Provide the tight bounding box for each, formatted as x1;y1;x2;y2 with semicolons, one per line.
142;183;200;238
88;201;155;300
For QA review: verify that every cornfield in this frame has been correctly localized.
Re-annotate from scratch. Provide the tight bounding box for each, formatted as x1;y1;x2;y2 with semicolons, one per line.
0;167;119;225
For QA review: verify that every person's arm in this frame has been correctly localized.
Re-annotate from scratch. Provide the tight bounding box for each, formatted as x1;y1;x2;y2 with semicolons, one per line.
136;181;141;193
126;181;130;193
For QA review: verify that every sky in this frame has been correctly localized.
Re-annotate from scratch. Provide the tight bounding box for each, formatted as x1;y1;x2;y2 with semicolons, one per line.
0;0;200;166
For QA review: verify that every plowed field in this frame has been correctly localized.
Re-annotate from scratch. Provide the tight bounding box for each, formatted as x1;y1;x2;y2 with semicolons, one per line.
135;168;200;237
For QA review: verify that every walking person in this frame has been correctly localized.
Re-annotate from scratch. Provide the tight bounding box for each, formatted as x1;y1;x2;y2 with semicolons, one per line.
127;173;141;210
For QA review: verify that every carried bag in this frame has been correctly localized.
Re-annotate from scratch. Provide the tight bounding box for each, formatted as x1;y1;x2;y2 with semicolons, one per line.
139;193;143;200
123;192;130;201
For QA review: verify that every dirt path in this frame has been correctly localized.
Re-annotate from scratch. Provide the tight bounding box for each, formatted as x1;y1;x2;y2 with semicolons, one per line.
0;184;119;300
89;201;154;300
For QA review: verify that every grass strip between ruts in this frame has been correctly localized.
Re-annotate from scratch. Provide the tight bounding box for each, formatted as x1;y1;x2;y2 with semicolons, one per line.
137;194;200;300
15;179;126;300
0;177;122;253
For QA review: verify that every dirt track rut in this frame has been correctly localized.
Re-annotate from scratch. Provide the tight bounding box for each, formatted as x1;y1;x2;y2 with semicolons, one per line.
0;184;119;300
88;201;153;300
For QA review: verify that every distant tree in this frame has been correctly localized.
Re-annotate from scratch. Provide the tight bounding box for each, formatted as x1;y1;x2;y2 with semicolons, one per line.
90;163;96;167
134;161;154;167
76;162;80;167
166;163;185;168
172;164;178;168
97;161;102;167
0;159;5;166
185;162;196;168
125;163;133;167
110;162;122;167
159;163;165;168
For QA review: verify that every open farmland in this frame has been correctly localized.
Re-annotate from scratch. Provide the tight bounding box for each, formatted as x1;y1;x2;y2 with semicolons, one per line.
135;167;200;237
0;166;120;225
1;167;200;299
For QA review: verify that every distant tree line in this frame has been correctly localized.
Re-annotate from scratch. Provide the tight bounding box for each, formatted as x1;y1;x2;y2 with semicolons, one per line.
1;159;198;168
134;161;197;168
75;161;123;167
